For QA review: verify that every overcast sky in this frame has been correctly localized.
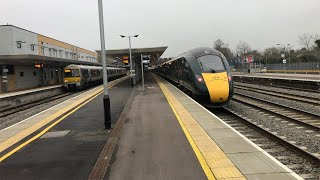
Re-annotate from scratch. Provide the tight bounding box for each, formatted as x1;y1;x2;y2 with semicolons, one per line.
1;0;319;57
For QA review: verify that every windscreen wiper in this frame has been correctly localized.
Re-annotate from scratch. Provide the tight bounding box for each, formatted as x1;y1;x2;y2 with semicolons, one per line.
199;61;216;73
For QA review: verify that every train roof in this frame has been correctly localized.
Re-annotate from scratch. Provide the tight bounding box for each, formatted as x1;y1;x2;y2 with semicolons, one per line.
188;47;221;58
161;47;222;66
65;64;126;69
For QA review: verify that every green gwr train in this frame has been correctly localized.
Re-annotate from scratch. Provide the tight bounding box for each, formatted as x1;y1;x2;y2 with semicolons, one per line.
155;47;233;107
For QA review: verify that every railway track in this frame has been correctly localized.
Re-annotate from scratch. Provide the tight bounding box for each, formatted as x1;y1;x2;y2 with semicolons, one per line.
233;92;320;130
233;79;320;94
234;84;320;106
213;107;320;179
0;92;73;118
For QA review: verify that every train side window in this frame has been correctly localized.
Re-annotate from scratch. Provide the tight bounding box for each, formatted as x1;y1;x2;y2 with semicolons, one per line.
184;60;189;68
81;69;89;78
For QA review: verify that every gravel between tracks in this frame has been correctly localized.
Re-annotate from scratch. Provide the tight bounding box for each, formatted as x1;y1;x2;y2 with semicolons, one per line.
0;90;87;131
234;82;320;100
217;108;320;177
235;86;320;116
228;99;320;155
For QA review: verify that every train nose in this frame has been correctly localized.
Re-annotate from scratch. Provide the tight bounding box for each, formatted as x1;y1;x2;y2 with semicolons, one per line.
201;72;230;103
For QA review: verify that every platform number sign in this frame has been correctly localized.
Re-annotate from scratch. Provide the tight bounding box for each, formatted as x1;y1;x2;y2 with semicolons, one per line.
282;59;286;64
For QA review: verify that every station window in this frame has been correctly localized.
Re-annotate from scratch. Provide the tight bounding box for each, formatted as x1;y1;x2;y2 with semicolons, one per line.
20;72;24;77
31;45;35;51
42;48;45;55
33;71;36;76
17;42;22;48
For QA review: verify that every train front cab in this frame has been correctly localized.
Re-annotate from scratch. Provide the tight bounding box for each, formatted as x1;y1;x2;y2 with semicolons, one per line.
199;54;233;107
63;68;91;90
181;53;233;107
63;68;82;90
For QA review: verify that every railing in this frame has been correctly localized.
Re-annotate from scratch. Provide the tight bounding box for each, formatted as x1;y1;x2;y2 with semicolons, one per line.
265;70;320;74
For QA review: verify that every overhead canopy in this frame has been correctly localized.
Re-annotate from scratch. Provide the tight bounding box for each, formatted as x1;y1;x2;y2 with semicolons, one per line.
96;46;168;65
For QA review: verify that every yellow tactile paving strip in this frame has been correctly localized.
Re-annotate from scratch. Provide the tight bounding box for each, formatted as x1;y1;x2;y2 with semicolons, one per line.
154;74;246;180
0;76;129;162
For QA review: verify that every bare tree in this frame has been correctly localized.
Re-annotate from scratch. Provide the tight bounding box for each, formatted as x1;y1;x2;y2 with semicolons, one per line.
263;47;281;64
315;39;320;60
298;33;316;61
214;39;225;49
213;39;233;61
236;41;251;56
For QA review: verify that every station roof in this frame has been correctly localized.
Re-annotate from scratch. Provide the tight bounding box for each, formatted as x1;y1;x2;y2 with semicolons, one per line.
96;46;168;65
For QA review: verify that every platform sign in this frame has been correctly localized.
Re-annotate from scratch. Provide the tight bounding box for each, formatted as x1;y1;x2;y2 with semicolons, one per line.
283;59;286;64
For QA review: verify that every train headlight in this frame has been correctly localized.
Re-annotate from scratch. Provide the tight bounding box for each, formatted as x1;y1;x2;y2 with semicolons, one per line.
196;75;204;83
227;73;232;82
64;80;68;83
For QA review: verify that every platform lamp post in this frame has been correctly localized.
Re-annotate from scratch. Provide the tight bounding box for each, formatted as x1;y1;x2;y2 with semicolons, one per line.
119;35;139;86
277;44;286;71
98;0;111;129
287;44;291;70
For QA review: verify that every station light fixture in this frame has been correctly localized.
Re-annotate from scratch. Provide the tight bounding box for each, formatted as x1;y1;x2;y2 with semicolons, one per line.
118;34;140;86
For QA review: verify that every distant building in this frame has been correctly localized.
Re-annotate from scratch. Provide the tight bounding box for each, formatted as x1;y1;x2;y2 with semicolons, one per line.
0;25;98;62
0;25;100;93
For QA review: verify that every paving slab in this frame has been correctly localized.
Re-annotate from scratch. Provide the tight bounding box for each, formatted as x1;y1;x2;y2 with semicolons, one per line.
246;173;298;180
207;128;241;140
227;152;290;174
215;138;260;153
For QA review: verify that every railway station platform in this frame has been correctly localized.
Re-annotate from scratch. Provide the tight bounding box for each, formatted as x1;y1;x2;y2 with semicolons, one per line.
0;73;302;179
232;72;320;82
232;73;320;91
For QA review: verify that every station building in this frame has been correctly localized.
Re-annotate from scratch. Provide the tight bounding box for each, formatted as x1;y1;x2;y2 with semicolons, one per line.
0;25;100;93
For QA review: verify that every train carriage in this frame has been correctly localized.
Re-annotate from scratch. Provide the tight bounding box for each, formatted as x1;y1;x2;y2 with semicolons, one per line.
63;64;126;90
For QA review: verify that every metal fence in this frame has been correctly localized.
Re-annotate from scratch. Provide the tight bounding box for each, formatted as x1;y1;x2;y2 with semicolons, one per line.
265;62;320;70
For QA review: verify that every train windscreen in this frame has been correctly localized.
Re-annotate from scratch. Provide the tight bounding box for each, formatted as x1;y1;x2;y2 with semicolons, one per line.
197;55;225;73
64;69;80;77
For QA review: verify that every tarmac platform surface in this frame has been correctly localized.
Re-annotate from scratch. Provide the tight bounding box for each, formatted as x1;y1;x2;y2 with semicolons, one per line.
107;74;206;180
0;78;133;180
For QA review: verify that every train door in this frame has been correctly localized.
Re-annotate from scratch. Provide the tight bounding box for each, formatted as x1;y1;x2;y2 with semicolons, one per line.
81;69;89;84
182;58;193;91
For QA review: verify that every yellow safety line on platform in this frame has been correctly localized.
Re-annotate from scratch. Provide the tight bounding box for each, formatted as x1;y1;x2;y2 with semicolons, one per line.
154;75;215;180
154;74;246;180
0;77;128;162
